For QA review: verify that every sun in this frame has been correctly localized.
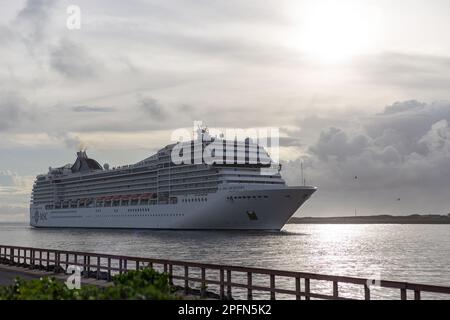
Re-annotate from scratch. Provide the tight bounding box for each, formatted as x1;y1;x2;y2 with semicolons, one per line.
291;1;380;63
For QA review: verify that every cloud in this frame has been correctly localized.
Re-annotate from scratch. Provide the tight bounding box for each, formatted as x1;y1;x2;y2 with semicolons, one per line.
0;170;34;196
0;170;33;222
357;53;450;90
419;119;450;154
282;100;450;216
72;106;115;113
382;100;427;115
138;96;167;121
50;39;100;79
0;92;33;131
14;0;57;46
310;127;370;161
0;206;27;222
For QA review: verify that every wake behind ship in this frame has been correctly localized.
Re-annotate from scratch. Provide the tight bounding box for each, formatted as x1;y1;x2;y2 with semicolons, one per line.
30;129;317;230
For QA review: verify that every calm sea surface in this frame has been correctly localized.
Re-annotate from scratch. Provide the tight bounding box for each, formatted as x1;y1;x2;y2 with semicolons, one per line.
0;223;449;299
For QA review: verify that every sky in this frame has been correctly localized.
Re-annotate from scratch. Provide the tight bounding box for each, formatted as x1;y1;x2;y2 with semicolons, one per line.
1;0;450;221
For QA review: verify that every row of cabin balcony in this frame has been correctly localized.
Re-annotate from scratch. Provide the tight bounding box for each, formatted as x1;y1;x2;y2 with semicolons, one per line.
54;184;218;201
53;164;211;185
33;171;270;198
50;170;218;191
50;181;219;199
52;173;219;194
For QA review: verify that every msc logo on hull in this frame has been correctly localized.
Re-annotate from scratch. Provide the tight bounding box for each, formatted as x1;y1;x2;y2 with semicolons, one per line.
32;210;47;225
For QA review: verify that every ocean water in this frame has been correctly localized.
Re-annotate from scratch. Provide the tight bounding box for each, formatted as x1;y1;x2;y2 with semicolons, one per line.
0;222;449;300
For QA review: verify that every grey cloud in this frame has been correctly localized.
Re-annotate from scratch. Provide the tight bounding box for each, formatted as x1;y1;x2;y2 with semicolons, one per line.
310;127;370;161
0;92;31;131
279;136;303;147
72;106;115;113
309;101;450;164
0;25;14;44
282;100;450;216
0;206;27;222
50;39;98;79
357;53;450;89
0;170;16;186
14;0;56;45
178;104;194;113
382;100;426;115
365;100;450;156
419;119;450;154
138;96;166;121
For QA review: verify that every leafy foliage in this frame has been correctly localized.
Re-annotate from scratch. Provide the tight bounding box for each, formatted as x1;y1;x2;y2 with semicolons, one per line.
0;268;176;300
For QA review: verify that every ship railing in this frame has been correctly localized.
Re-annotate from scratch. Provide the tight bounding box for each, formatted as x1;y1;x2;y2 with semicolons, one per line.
1;244;449;300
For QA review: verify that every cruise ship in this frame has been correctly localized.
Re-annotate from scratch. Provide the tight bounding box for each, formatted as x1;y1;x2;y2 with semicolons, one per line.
30;129;317;230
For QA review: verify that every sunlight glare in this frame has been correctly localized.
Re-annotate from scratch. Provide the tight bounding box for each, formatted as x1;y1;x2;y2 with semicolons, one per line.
291;1;381;63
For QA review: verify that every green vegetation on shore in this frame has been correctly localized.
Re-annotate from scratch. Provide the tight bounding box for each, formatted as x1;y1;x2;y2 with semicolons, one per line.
0;268;177;300
289;214;450;225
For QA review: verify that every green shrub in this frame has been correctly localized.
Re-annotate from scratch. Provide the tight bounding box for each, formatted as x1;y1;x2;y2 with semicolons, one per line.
0;268;177;300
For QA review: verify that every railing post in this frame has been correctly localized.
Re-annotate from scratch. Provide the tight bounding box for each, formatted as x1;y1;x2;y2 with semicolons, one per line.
333;281;339;298
227;270;232;300
270;274;276;300
31;249;35;269
46;251;50;270
414;290;421;300
305;278;310;300
201;268;206;298
296;277;301;300
119;259;123;275
168;264;173;285
96;256;101;280
83;256;87;276
39;251;42;267
124;259;127;272
136;261;140;271
220;268;225;299
66;253;69;270
87;256;91;275
184;266;189;295
247;272;253;300
164;263;168;274
105;258;111;281
401;288;407;300
364;284;371;300
56;252;60;272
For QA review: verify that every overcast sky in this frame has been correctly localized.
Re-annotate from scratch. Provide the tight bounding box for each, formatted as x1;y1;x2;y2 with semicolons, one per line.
1;0;450;221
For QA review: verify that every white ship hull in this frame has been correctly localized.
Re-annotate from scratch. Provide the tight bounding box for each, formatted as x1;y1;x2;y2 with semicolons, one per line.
30;186;316;231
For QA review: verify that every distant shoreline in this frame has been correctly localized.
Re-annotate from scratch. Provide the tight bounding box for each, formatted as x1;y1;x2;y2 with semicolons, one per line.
288;215;450;225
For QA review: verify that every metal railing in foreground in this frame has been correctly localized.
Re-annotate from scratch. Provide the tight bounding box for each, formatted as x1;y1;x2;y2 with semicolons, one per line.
1;244;449;300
